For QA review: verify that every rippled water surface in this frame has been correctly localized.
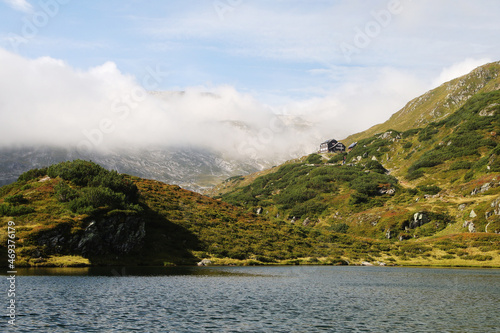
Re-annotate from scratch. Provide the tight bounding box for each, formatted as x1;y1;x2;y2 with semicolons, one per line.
2;266;500;332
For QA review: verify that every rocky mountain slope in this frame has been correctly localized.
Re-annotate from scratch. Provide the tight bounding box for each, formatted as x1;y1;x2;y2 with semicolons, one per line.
0;145;267;192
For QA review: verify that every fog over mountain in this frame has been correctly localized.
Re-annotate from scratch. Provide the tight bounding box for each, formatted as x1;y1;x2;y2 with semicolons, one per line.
0;48;491;189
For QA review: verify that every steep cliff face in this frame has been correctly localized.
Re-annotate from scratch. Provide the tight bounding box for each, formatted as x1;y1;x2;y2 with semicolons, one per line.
33;215;146;256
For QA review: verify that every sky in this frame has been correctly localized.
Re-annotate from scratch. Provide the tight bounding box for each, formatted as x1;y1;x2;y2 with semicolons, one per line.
0;0;500;159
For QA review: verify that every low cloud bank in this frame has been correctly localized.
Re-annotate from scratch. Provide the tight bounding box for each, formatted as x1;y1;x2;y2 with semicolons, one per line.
0;48;486;163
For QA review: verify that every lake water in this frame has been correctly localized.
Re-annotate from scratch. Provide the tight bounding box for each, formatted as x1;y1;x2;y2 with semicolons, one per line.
2;266;500;332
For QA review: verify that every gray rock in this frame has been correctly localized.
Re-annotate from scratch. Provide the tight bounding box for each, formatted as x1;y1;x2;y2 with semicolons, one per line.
197;259;212;266
491;197;500;215
470;210;477;218
35;215;146;256
385;229;392;239
479;103;498;116
481;183;491;193
408;212;430;229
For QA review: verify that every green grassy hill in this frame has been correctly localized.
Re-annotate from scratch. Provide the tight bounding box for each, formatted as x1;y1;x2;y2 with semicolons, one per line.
212;90;500;267
3;159;498;268
0;160;401;267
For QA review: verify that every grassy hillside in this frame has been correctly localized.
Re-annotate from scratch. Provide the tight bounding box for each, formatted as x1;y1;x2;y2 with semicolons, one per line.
2;159;498;268
344;61;500;145
213;91;500;267
0;160;429;267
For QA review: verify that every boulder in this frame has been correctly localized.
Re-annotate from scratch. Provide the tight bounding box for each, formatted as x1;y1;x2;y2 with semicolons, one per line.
197;259;212;266
409;212;430;229
385;229;392;239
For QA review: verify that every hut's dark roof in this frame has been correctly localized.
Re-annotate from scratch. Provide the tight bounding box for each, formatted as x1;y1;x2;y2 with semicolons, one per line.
321;139;338;145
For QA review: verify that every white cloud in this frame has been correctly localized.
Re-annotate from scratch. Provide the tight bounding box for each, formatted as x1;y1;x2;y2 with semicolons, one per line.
0;48;321;161
2;0;33;13
0;48;435;161
431;58;493;87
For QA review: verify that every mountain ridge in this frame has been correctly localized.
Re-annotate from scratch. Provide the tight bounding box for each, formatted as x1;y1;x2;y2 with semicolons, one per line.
343;61;500;145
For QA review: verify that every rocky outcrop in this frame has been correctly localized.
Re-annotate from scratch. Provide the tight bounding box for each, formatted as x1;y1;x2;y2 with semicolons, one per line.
385;229;392;239
407;212;430;229
491;196;500;215
471;182;499;195
463;220;476;233
34;214;146;256
478;103;498;116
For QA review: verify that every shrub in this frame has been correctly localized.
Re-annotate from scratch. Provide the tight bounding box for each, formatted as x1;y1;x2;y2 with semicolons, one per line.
68;186;127;215
402;128;420;138
418;127;439;142
305;153;323;164
402;142;413;149
349;173;397;196
417;185;441;195
365;160;387;174
349;192;369;205
276;186;316;209
464;170;474;182
5;193;27;204
47;160;103;186
288;200;328;218
449;161;473;170
0;204;35;216
406;188;418;196
17;167;48;182
329;223;349;233
54;182;78;202
328;153;347;164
